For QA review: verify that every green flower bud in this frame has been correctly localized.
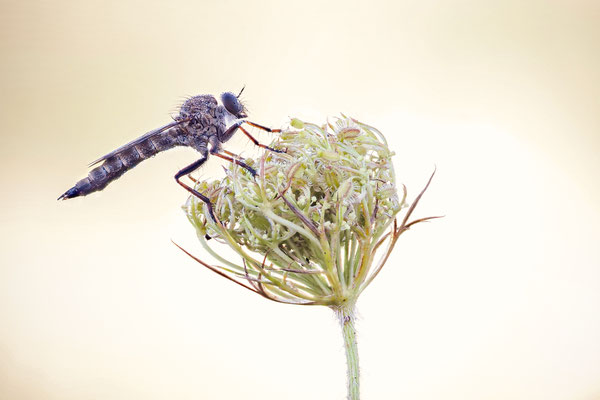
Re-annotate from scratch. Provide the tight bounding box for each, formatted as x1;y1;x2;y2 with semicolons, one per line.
290;118;304;129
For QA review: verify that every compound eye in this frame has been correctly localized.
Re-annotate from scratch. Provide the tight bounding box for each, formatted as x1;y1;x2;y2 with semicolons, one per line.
221;92;243;117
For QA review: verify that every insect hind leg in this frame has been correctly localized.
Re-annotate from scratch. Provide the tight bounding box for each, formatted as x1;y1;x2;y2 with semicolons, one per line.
174;156;217;222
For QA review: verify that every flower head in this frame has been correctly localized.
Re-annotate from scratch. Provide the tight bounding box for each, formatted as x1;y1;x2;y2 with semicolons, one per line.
182;115;437;308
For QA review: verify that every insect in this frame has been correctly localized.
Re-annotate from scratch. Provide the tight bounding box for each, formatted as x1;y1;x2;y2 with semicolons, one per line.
58;88;283;220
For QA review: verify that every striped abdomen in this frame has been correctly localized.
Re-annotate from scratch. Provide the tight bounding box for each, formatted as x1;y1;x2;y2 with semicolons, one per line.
58;126;187;200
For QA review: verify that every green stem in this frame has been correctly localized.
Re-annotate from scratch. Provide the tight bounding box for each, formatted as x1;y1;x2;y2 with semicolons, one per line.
335;305;360;400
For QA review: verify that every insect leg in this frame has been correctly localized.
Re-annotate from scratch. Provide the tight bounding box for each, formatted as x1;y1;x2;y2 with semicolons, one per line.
174;156;217;221
187;174;199;184
221;149;237;157
210;150;257;177
243;121;281;133
238;125;286;154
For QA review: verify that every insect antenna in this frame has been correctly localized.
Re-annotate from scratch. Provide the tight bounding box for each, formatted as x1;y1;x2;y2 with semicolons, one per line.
237;85;246;98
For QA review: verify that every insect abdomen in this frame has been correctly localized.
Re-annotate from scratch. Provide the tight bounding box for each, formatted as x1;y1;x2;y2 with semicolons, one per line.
58;130;182;200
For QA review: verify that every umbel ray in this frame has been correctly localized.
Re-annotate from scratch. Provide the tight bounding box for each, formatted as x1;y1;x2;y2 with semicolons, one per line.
58;88;283;220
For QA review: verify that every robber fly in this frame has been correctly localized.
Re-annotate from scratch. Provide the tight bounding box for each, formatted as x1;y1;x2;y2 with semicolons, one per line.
58;88;282;220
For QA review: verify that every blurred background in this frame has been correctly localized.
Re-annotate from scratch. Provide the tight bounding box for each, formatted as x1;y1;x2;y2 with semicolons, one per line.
1;0;599;399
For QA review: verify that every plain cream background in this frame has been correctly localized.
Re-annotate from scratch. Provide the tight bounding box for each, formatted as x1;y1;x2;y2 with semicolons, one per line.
1;0;599;399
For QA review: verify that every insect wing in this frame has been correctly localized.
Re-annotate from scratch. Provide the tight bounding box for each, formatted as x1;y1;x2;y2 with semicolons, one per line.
88;119;187;167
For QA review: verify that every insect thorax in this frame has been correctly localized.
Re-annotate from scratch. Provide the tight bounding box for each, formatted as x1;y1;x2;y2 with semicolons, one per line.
178;95;226;135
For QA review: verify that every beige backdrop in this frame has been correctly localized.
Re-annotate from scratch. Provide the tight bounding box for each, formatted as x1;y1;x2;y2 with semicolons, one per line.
1;0;599;399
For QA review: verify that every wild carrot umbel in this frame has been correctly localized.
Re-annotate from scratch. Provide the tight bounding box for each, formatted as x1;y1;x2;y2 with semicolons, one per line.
181;116;439;399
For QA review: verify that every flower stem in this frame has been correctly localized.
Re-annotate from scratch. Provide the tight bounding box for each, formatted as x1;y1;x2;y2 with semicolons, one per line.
335;305;360;400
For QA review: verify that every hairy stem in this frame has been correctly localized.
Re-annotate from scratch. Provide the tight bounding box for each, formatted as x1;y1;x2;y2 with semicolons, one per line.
335;304;360;400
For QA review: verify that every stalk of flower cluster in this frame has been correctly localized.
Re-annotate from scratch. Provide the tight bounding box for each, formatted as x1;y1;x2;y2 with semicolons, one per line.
335;304;360;400
181;116;439;400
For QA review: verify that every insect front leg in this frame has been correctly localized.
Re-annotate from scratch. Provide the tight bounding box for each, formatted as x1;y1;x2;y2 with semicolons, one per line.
243;121;281;134
174;154;217;222
237;123;285;154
